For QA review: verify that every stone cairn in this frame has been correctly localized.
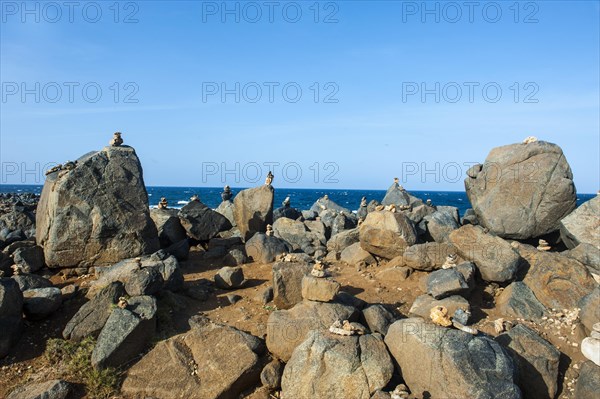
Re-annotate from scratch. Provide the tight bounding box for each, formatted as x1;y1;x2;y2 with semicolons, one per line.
265;224;274;237
442;254;458;269
221;185;232;202
282;196;291;208
157;197;168;209
537;239;551;251
329;320;367;336
190;195;200;202
110;132;124;146
522;136;538;144
265;171;274;185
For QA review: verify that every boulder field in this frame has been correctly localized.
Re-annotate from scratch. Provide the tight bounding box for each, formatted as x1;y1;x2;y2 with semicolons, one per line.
1;137;598;399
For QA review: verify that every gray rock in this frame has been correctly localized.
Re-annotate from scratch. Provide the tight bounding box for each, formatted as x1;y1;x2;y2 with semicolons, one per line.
12;245;45;273
304;220;328;244
327;228;360;253
341;242;376;266
301;275;340;302
281;330;393;399
273;217;322;256
272;261;312;310
574;361;600;399
517;244;597;309
36;146;159;268
408;294;471;320
359;211;418;259
215;200;237;227
227;294;242;304
423;207;460;242
579;287;600;334
466;140;576;240
11;273;52;291
266;300;359;361
214;266;245;289
7;379;71;399
496;281;548;321
63;281;126;341
87;253;180;298
245;233;291;264
496;324;560;399
0;278;23;358
233;185;274;241
156;254;184;292
22;287;62;319
362;304;396;335
261;359;284;389
461;208;479;225
448;225;521;282
564;243;600;273
310;196;351;214
92;295;157;369
381;183;411;207
150;208;187;247
331;213;357;237
400;242;457;271
385;318;521;399
121;316;264;399
301;210;318;220
260;286;273;305
560;195;599;249
178;201;232;241
223;248;247;266
125;266;164;296
273;205;302;222
426;268;470;300
165;238;190;261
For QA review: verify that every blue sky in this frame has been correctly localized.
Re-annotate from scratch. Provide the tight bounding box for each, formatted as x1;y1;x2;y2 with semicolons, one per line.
1;0;599;192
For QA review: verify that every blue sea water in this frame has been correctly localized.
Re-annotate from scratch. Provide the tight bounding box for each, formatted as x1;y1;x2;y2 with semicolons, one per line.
0;184;595;218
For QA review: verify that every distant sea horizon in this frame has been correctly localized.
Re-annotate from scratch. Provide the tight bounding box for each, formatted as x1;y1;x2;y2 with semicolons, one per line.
1;184;595;218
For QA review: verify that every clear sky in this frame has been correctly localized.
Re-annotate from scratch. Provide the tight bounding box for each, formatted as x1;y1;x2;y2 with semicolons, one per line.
1;0;599;192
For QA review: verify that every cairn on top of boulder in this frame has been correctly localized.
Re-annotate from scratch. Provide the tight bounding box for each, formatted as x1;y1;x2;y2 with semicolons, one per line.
265;171;274;185
109;132;123;146
36;142;159;268
466;140;577;239
157;197;168;209
221;185;232;202
523;136;538;144
190;194;200;202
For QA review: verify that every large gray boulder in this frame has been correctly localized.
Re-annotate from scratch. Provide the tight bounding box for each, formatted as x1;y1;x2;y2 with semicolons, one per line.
215;200;236;227
516;243;597;310
12;273;52;291
22;287;62;319
233;185;274;241
36;146;159;268
63;281;126;341
121;316;264;399
310;196;351;214
281;330;393;399
245;233;291;264
266;300;359;361
559;195;599;249
340;242;376;266
12;246;45;273
150;208;187;247
92;295;157;369
0;278;23;358
327;228;359;253
272;261;313;309
385;318;521;399
448;225;521;282
495;282;548;321
178;201;231;241
359;211;418;259
423;207;460;242
496;324;560;399
272;217;322;255
400;242;457;271
465;140;577;240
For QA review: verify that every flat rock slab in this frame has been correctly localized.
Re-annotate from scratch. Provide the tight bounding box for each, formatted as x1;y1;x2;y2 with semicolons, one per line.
121;316;265;399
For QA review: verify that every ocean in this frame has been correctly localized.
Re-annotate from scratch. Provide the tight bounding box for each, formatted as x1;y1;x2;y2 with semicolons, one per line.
0;185;595;218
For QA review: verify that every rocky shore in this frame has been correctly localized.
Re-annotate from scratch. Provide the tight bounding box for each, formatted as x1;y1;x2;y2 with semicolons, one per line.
0;134;599;399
